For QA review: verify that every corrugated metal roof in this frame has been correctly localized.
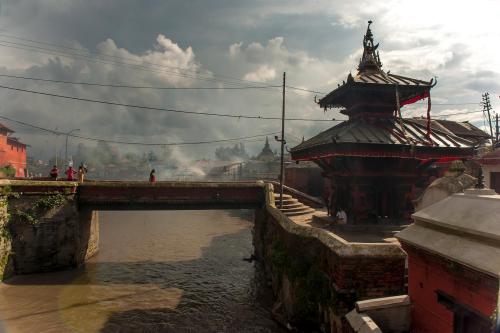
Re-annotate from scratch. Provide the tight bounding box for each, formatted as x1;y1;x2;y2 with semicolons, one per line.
318;70;434;110
354;71;431;86
291;118;475;153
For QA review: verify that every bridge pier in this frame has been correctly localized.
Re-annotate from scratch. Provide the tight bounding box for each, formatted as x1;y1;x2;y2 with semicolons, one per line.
0;182;100;279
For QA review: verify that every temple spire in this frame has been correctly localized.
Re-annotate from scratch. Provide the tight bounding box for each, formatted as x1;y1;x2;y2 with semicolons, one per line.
358;20;383;73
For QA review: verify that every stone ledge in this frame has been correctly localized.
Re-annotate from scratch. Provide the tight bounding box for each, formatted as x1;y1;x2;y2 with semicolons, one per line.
356;295;410;312
345;310;382;333
264;184;404;258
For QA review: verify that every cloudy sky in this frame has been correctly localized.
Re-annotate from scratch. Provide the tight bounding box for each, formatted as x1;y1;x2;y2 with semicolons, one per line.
0;0;498;160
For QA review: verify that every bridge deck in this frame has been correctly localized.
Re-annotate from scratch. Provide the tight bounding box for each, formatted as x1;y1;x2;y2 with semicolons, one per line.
2;180;267;210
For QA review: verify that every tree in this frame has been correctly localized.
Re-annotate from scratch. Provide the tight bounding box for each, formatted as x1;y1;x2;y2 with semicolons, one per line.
215;142;249;161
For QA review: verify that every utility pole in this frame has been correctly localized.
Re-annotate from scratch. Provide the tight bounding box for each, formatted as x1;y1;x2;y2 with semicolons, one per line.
64;128;80;166
482;93;494;140
279;72;286;208
496;113;499;144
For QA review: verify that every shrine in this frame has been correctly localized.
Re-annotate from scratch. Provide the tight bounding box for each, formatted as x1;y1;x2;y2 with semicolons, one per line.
290;21;479;224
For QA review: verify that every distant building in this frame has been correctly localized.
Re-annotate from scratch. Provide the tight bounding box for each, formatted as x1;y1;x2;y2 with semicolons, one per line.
255;137;276;162
477;148;500;193
0;123;27;177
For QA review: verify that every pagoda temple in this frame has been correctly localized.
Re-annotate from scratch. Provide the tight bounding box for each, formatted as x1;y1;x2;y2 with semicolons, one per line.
290;21;479;224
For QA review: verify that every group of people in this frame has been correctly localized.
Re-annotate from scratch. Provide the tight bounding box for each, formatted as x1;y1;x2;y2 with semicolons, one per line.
50;163;87;182
49;165;158;183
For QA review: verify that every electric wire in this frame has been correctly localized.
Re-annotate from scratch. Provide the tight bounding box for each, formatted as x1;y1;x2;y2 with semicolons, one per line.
0;83;340;122
0;74;281;90
0;114;280;146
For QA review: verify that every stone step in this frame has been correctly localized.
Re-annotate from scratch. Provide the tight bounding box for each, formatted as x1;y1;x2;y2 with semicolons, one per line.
280;202;303;209
274;198;298;205
284;207;316;217
273;193;293;199
279;205;311;213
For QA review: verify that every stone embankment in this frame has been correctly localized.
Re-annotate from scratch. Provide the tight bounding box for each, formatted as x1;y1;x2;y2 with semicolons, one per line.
254;184;406;332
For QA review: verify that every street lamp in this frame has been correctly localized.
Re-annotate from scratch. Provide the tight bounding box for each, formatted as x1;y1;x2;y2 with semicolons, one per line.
64;129;80;166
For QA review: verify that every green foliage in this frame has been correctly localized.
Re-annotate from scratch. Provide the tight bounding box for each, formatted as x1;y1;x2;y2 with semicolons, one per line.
0;165;16;178
33;194;66;211
0;251;11;280
14;194;67;225
0;225;11;240
0;186;20;199
16;209;37;224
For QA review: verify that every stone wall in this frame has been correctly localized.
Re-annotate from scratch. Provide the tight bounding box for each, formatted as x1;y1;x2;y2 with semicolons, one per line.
0;194;14;279
0;192;99;278
254;185;406;332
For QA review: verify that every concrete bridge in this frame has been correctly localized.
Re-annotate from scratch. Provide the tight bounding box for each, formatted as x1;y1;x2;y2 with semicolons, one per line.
7;180;266;210
0;179;406;332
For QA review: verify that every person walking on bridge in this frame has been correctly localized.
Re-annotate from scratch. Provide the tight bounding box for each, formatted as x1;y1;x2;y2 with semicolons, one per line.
149;169;156;183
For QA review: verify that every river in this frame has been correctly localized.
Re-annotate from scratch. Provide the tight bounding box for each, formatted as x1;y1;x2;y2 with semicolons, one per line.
0;210;285;333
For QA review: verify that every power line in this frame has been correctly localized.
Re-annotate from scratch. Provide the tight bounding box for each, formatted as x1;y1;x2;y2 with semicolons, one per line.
0;33;297;92
0;34;327;96
0;114;280;146
0;83;340;122
0;73;281;91
434;110;484;117
0;32;266;86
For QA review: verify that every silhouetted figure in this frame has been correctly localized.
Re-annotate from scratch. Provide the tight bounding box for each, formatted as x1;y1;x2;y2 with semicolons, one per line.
49;165;59;180
149;169;156;183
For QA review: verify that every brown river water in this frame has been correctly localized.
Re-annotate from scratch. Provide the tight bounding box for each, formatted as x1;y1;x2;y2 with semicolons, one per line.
0;210;286;333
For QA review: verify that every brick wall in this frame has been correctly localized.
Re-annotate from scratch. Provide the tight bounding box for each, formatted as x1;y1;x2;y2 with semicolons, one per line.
255;204;406;332
402;243;497;333
0;132;27;177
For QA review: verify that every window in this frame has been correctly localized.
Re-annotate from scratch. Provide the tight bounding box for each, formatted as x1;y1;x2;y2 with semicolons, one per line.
436;290;492;333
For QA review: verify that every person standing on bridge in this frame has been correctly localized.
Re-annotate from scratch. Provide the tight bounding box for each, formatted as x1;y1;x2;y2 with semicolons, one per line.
149;169;156;183
77;163;87;182
66;165;77;181
49;165;59;180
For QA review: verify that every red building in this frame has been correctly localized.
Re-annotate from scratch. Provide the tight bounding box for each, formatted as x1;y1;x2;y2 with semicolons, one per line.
345;185;499;332
397;187;499;332
0;123;27;177
290;21;479;224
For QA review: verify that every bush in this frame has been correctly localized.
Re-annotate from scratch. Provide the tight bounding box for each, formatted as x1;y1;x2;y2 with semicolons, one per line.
0;166;16;178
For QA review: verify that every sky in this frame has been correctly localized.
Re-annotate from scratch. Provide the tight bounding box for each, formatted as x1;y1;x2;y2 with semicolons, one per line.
0;0;498;161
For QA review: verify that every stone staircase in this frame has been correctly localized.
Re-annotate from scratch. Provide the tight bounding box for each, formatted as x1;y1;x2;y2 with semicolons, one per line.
274;193;316;217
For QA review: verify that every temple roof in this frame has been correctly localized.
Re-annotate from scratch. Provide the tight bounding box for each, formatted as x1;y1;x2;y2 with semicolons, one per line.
410;118;491;144
291;118;475;160
256;137;276;161
318;21;434;110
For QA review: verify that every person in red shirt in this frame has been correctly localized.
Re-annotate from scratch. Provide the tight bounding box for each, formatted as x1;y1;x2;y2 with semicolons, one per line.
49;165;59;180
149;169;156;183
66;166;77;181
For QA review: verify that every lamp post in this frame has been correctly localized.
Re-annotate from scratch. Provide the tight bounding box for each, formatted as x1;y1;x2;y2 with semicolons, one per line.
64;129;80;166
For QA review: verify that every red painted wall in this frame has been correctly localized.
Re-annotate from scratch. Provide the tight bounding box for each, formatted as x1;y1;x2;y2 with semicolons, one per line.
0;132;27;177
403;244;497;333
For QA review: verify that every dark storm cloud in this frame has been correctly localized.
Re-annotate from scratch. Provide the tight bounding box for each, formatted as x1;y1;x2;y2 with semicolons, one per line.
0;0;497;158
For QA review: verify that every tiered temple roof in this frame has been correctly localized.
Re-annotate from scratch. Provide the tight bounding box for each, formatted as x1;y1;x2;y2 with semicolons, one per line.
291;21;480;161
